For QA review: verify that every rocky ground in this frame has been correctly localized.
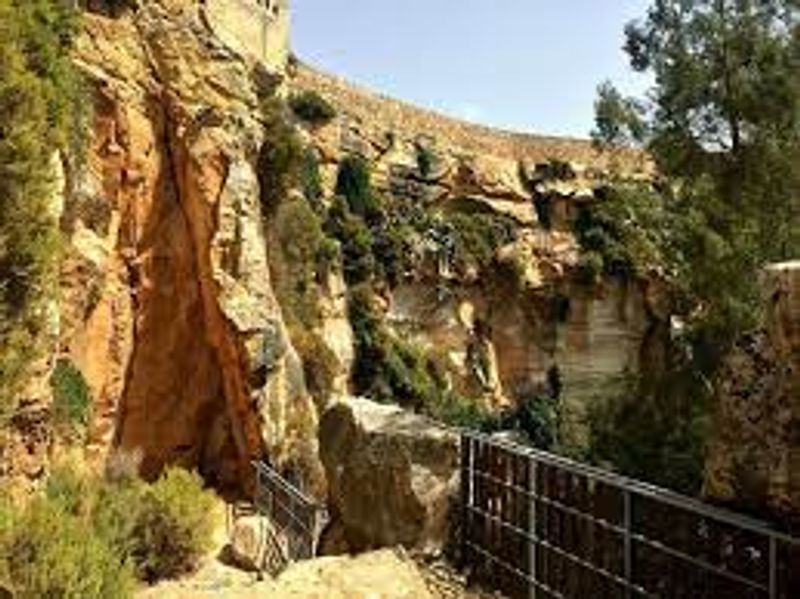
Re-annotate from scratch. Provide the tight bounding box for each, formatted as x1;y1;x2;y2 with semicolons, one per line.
137;501;499;599
137;548;498;599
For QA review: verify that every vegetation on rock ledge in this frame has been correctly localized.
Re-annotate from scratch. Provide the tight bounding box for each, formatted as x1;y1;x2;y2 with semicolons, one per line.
0;0;86;415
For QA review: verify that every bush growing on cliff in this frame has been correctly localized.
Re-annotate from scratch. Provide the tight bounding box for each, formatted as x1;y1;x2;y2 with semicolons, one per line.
268;195;331;329
291;328;340;410
325;196;376;286
348;283;491;424
335;155;383;222
415;143;436;179
300;147;324;208
50;358;92;440
257;99;304;216
441;198;519;274
0;0;85;415
572;183;667;282
348;284;434;407
289;90;336;127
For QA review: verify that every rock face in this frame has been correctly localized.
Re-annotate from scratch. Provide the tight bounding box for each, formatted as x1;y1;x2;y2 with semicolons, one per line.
57;0;321;495
318;398;460;555
3;0;662;494
293;62;666;442
705;261;800;527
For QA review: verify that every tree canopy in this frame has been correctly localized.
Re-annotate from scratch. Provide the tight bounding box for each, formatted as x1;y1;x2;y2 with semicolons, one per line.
595;0;799;348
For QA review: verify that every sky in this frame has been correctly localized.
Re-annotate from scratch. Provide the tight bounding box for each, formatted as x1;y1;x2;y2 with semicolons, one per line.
291;1;653;138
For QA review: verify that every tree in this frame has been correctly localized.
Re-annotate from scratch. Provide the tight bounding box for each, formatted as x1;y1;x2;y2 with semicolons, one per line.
587;0;799;493
594;0;799;350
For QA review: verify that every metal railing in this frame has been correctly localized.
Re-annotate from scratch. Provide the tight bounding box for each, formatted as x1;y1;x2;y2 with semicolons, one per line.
252;461;323;573
460;430;800;599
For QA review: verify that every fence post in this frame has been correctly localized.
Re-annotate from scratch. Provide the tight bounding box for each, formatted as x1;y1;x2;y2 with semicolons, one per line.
460;433;473;564
624;490;633;599
769;536;777;599
528;459;538;599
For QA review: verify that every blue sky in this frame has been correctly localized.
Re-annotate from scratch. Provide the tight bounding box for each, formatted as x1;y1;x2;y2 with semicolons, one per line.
291;1;652;138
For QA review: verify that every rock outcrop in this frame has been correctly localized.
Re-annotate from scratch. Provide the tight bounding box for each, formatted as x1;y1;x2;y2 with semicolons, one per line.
318;398;460;555
705;261;800;527
58;0;321;494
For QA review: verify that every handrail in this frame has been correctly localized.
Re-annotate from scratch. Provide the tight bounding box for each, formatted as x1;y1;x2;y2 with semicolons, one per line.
460;428;800;546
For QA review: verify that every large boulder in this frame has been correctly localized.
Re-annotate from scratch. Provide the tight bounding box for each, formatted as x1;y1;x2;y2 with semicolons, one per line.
318;398;459;555
225;515;263;572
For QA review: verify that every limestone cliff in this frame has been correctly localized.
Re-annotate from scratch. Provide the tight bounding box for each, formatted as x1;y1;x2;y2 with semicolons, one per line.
705;262;800;528
291;65;666;444
58;0;321;495
2;0;665;495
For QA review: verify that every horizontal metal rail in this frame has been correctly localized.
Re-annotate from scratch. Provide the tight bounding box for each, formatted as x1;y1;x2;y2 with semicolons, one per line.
472;468;627;536
466;504;653;597
461;429;800;547
460;430;800;599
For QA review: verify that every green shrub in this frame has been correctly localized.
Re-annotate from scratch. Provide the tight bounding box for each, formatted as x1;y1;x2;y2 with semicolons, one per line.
325;196;376;286
90;479;146;561
533;194;553;230
2;498;135;599
415;143;436;178
50;358;92;438
0;0;85;414
586;372;709;495
257;99;304;215
443;201;519;273
370;221;410;287
291;329;340;409
125;468;216;583
289;90;336;126
300;147;323;207
576;251;604;285
571;183;667;283
500;394;559;450
45;464;95;515
269;196;328;329
534;159;577;182
335;155;382;222
0;466;216;597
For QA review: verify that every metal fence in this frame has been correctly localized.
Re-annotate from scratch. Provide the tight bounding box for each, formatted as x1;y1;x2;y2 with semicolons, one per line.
252;460;322;571
460;431;800;599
